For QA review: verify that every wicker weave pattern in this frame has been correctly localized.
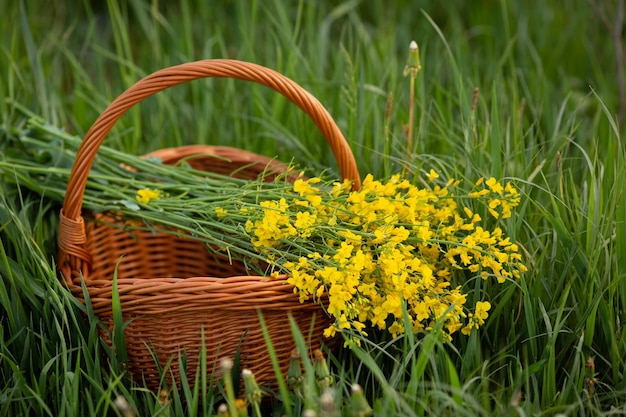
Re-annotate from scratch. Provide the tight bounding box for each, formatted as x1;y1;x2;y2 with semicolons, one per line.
57;60;360;389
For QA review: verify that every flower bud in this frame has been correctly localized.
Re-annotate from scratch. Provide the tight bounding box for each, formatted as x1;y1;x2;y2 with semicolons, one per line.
313;349;333;391
403;40;421;77
242;369;263;405
287;348;303;394
348;384;372;417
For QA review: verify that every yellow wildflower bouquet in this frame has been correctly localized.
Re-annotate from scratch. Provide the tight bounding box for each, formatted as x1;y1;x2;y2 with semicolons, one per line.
226;172;526;342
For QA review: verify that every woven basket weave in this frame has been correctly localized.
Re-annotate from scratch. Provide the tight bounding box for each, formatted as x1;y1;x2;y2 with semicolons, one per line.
57;59;361;389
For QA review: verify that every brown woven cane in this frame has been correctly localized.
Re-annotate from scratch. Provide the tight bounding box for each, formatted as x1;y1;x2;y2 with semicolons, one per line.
57;59;361;389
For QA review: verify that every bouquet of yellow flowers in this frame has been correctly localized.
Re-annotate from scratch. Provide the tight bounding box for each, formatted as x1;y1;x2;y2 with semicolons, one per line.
232;172;526;343
2;119;527;345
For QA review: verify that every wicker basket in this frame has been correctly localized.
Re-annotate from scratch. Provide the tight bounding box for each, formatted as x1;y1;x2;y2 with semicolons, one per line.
57;59;361;389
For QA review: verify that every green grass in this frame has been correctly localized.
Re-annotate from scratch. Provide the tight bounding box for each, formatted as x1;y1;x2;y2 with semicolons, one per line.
2;0;626;415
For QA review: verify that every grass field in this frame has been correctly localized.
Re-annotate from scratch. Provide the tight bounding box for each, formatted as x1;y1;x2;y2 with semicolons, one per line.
1;0;625;415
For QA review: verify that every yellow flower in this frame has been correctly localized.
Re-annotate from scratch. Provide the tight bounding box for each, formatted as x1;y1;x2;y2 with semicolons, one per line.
475;301;491;323
136;188;161;204
331;179;353;197
427;169;440;181
334;242;354;263
486;177;504;194
215;207;227;218
469;189;489;198
294;211;316;237
323;325;339;338
306;194;322;207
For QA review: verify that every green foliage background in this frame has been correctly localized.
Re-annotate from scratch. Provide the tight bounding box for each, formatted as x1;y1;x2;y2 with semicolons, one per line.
1;0;625;415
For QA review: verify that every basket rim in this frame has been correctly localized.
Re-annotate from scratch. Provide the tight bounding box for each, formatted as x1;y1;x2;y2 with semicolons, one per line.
68;273;329;315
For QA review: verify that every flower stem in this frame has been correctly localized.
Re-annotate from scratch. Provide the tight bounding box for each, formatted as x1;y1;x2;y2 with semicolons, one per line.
403;40;421;164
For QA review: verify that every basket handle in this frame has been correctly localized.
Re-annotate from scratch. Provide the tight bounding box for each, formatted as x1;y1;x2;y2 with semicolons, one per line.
58;59;361;281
